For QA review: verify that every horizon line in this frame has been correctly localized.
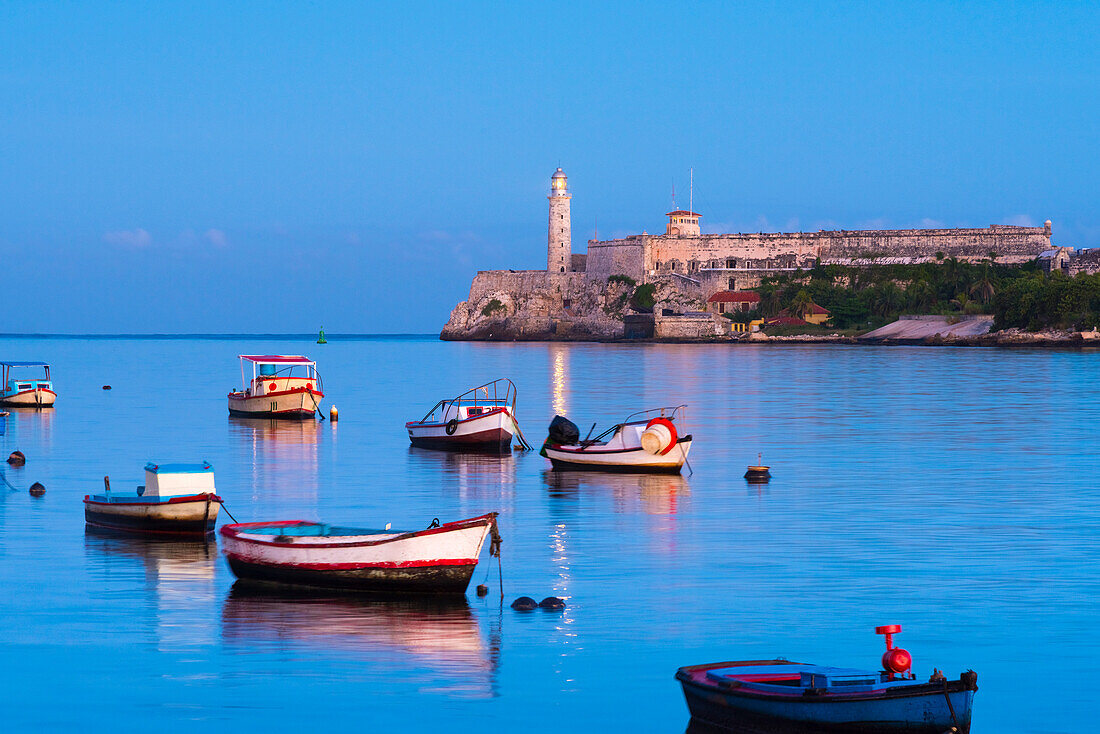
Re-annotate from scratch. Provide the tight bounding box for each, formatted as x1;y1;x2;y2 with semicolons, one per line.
0;332;439;339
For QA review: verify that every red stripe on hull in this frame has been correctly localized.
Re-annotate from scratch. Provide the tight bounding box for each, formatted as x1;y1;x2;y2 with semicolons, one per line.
408;427;512;451
222;554;477;570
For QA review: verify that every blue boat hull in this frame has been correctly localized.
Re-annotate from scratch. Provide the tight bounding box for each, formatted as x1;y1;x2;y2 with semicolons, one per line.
678;674;974;733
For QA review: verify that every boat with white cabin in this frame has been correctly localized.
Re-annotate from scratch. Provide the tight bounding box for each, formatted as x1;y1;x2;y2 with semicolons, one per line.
541;406;693;473
83;462;223;536
220;512;501;594
0;361;56;407
406;378;526;452
228;354;324;419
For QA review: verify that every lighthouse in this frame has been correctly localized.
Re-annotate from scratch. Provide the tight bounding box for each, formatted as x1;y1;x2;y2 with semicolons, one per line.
547;168;571;273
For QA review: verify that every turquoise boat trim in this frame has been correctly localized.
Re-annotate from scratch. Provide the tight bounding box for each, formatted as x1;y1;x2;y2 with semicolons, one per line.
144;462;213;474
245;522;399;537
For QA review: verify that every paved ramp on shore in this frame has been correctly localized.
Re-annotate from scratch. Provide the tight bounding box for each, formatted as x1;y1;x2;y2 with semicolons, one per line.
861;316;994;340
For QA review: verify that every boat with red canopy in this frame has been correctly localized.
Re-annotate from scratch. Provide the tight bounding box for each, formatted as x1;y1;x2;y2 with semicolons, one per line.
228;355;324;419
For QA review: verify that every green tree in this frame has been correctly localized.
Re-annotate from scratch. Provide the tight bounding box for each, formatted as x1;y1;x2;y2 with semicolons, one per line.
787;289;817;319
908;280;936;311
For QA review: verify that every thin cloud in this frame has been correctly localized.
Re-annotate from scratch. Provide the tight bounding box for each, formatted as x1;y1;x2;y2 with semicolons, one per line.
1004;214;1036;227
103;228;152;248
204;229;228;247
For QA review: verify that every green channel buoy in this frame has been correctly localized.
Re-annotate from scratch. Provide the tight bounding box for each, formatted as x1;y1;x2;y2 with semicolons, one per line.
317;326;327;344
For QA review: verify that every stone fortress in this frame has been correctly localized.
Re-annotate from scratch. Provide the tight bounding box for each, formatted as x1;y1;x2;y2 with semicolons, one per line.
442;168;1058;340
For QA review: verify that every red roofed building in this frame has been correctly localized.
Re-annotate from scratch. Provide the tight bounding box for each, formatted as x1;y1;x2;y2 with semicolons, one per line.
763;315;811;327
777;303;831;325
706;290;761;314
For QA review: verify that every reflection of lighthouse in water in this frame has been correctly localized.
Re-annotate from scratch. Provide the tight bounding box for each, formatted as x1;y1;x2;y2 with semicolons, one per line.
549;343;569;417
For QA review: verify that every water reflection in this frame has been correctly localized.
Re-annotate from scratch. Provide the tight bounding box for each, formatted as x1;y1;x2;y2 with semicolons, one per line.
2;407;55;447
407;447;518;501
549;343;569;417
222;584;500;697
542;471;690;515
83;528;218;649
228;417;322;510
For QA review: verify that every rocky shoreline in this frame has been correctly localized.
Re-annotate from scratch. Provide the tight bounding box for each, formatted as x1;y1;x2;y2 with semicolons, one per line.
442;326;1100;348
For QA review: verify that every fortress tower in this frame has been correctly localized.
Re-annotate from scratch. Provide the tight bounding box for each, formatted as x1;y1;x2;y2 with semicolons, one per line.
548;167;571;273
666;209;701;237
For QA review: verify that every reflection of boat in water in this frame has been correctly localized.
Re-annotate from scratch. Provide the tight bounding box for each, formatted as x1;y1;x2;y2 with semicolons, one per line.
83;527;219;649
543;470;689;514
84;526;219;575
222;584;498;697
229;416;324;445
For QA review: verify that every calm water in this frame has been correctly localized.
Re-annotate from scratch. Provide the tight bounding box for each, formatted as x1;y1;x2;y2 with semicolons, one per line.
0;336;1096;732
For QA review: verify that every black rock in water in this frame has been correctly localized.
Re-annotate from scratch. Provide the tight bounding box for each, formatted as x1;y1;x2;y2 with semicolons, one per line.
476;584;489;597
511;596;538;611
7;451;25;466
539;596;566;610
29;482;45;496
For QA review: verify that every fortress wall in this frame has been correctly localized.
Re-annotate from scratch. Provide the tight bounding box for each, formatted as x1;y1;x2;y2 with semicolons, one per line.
818;225;1049;263
466;270;587;305
644;234;823;274
584;239;646;283
1068;249;1100;275
591;225;1050;283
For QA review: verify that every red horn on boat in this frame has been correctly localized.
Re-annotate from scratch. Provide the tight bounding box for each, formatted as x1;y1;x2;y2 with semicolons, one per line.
875;624;912;679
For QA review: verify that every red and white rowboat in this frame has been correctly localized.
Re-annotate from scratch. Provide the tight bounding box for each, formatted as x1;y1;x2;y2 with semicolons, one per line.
542;406;693;474
406;378;529;452
228;354;324;420
220;512;501;594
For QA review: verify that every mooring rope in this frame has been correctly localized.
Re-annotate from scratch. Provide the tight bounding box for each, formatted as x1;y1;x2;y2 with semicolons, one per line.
0;467;19;492
510;415;533;450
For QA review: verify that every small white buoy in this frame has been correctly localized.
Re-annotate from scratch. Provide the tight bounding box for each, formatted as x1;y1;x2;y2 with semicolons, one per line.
329;405;339;422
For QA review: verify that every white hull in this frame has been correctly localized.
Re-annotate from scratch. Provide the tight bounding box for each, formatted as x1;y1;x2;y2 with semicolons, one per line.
221;515;497;593
223;522;490;568
407;408;515;450
545;438;692;472
0;388;56;407
228;389;322;418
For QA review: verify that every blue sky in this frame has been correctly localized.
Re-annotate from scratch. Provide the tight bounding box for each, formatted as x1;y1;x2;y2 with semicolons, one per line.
2;1;1097;333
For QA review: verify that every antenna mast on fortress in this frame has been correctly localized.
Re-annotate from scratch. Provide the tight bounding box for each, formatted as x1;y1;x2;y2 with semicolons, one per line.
689;167;693;217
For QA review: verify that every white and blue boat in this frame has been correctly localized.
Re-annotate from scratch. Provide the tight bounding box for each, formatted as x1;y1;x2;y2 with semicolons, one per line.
84;462;223;537
0;361;56;407
676;625;978;733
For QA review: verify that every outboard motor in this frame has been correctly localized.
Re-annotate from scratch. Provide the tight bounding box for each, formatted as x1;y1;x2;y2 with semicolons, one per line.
547;415;580;445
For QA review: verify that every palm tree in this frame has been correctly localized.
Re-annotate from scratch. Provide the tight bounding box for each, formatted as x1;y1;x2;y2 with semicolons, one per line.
787;289;816;319
758;283;783;317
969;269;996;304
873;282;905;317
908;280;936;311
950;292;972;312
